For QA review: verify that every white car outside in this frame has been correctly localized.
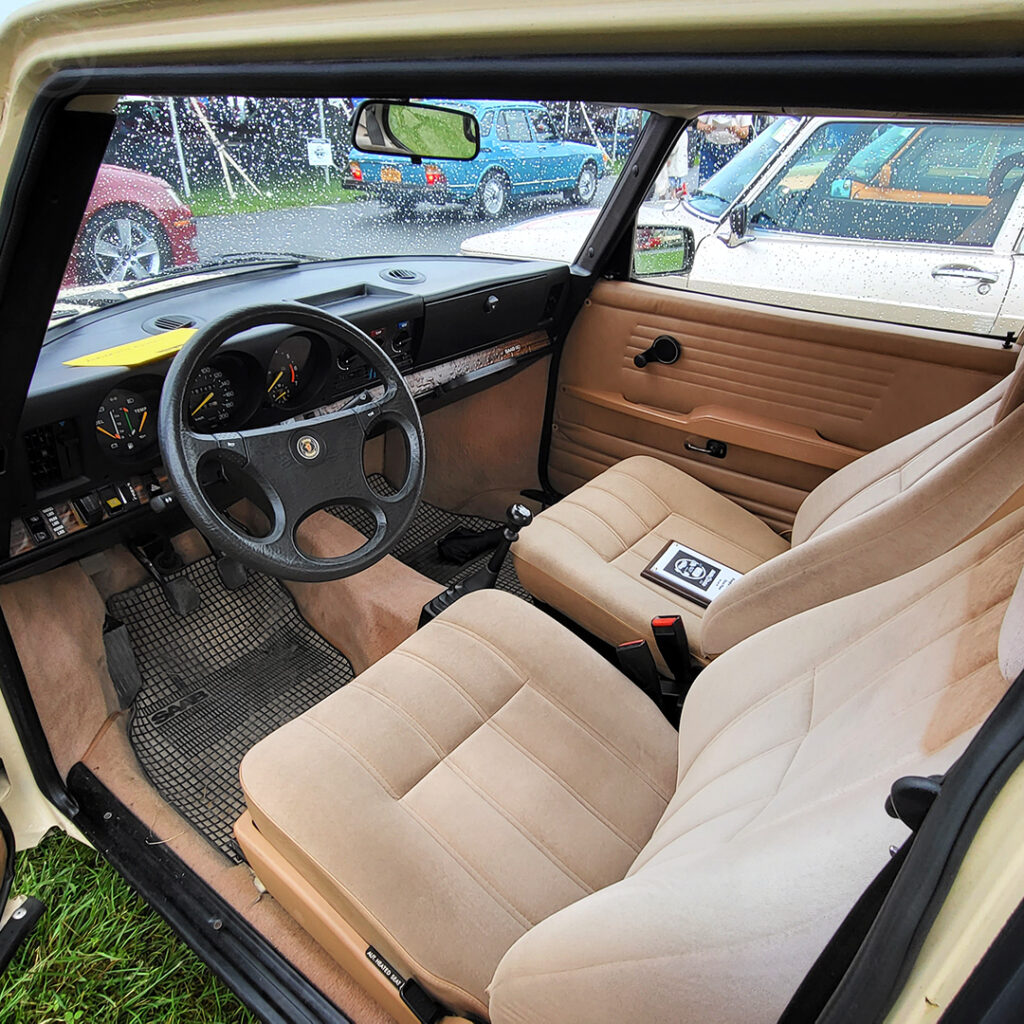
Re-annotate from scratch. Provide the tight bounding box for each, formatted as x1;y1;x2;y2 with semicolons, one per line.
462;115;1024;338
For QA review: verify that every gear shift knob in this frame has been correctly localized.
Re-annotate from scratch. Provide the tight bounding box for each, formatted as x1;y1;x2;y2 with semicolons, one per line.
506;503;534;530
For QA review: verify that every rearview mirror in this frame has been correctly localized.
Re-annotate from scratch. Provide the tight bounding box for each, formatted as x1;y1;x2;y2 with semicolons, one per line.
351;100;480;161
718;202;754;248
633;224;695;277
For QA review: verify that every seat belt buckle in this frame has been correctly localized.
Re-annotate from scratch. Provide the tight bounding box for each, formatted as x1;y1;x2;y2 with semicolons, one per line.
651;615;696;701
616;639;663;706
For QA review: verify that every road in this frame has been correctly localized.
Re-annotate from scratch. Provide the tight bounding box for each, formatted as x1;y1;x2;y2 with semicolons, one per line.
194;176;617;262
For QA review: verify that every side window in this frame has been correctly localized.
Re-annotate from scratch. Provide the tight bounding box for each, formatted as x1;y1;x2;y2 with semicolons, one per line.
750;122;1024;247
631;116;1024;337
529;110;557;142
500;110;532;143
478;110;494;137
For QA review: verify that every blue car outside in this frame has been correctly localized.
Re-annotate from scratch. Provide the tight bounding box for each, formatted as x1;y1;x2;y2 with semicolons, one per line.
345;100;605;218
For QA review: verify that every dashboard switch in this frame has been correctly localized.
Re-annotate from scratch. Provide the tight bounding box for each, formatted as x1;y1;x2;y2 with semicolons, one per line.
24;512;51;545
72;492;104;527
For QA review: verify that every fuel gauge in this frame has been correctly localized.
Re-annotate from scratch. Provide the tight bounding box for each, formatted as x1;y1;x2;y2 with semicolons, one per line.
95;388;155;457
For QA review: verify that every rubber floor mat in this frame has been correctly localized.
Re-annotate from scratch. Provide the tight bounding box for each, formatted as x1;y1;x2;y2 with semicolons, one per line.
328;475;532;602
108;556;353;861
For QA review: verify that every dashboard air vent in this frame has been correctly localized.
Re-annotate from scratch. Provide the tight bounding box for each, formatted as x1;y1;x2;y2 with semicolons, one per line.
379;268;425;285
145;314;198;334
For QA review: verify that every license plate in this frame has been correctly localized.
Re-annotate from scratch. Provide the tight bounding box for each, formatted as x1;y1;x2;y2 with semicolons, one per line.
381;166;402;184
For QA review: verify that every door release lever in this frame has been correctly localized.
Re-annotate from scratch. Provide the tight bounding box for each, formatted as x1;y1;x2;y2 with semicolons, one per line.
685;439;727;458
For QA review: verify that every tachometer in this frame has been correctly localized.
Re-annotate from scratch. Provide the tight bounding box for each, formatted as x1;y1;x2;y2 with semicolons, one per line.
265;335;312;407
95;389;154;457
188;364;237;430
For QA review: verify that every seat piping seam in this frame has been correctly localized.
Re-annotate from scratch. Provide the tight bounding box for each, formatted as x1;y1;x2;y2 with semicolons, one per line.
443;757;595;895
485;716;645;853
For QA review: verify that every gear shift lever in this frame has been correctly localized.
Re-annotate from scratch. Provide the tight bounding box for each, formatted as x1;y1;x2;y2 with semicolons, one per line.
485;503;534;577
419;502;535;626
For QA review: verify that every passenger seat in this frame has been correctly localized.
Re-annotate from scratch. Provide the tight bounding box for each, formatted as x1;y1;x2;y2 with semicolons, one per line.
513;347;1024;663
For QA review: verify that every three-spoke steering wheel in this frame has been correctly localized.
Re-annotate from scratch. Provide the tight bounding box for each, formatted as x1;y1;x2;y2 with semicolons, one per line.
159;302;425;581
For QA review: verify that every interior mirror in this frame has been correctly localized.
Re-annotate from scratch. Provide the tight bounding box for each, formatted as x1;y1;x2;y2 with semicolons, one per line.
633;224;695;276
351;100;480;161
718;202;754;248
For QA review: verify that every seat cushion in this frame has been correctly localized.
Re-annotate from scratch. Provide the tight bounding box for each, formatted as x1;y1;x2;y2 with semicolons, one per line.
512;455;789;664
239;589;678;1017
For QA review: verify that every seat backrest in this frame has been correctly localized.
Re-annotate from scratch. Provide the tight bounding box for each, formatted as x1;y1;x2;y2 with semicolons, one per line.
487;507;1024;1024
699;346;1024;656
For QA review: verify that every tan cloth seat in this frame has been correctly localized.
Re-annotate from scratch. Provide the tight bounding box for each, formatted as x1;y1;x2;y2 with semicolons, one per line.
514;348;1024;662
239;507;1024;1024
238;592;679;1018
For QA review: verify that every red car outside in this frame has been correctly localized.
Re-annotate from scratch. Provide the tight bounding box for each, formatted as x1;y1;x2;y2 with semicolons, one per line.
62;163;198;287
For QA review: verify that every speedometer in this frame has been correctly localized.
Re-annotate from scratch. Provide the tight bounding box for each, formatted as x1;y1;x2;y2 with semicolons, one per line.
188;365;237;430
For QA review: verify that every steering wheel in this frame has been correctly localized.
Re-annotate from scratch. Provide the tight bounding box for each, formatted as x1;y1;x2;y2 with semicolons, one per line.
986;153;1024;196
159;302;425;582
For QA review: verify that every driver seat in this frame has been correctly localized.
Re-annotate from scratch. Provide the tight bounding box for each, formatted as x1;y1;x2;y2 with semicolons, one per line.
236;506;1024;1024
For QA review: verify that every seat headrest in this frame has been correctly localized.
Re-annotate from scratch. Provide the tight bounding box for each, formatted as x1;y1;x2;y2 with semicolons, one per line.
996;345;1024;422
1000;565;1024;681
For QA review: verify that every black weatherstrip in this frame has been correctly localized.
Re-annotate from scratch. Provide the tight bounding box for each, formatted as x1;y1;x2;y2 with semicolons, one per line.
66;763;353;1024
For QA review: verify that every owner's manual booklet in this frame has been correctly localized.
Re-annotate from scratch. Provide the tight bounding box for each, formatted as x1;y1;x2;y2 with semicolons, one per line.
642;541;744;608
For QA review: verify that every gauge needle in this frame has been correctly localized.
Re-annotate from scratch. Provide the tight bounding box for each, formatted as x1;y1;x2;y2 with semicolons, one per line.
96;426;119;440
108;412;121;439
139;410;148;431
122;407;135;434
267;370;284;393
191;392;214;416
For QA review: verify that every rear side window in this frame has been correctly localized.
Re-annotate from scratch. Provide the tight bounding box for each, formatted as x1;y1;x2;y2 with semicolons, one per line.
496;110;532;143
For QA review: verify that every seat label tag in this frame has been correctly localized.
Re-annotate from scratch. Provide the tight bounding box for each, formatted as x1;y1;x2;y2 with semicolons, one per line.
366;946;406;990
642;541;743;607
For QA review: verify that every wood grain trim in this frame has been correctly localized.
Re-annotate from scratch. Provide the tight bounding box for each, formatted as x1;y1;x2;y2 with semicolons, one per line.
561;384;864;470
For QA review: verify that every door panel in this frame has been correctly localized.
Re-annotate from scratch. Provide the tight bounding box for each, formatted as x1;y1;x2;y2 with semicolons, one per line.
688;231;1014;335
548;280;1015;530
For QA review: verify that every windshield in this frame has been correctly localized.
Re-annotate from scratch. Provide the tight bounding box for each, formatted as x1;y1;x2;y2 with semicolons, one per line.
53;94;641;326
687;116;800;217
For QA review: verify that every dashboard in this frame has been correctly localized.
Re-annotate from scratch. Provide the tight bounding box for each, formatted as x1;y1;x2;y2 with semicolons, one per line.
4;254;567;579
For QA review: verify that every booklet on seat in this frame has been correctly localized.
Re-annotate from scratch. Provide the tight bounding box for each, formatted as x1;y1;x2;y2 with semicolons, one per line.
642;541;744;608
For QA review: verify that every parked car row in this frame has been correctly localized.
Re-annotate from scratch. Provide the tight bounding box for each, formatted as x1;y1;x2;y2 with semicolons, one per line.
463;114;1024;336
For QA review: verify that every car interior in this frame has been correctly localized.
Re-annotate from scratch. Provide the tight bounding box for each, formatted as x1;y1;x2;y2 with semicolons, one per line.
2;64;1024;1024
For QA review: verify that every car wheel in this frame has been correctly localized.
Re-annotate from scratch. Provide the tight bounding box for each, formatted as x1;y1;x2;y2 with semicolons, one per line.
572;161;599;205
76;203;172;285
476;171;510;220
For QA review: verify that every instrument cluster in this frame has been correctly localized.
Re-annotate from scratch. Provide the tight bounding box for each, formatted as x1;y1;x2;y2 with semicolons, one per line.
91;333;350;462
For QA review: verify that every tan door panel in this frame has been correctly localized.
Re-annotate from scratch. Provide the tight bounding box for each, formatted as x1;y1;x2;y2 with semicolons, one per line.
549;280;1014;528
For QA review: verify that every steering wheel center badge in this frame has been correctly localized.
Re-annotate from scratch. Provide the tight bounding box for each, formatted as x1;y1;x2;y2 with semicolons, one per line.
296;434;322;461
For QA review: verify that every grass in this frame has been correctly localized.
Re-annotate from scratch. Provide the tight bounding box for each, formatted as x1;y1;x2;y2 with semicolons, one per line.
387;104;476;159
0;831;257;1024
187;177;363;217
